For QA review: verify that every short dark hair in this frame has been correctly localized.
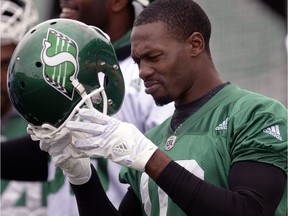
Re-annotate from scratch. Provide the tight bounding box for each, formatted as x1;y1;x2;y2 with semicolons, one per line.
134;0;211;54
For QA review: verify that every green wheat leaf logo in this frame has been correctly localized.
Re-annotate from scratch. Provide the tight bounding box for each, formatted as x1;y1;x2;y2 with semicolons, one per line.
41;28;79;100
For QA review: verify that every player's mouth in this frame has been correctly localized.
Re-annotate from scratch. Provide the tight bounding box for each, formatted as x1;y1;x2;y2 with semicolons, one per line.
144;81;161;95
60;7;78;19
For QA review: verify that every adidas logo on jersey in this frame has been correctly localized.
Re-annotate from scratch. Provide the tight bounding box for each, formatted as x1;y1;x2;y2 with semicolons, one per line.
263;125;282;141
215;118;228;130
113;142;129;155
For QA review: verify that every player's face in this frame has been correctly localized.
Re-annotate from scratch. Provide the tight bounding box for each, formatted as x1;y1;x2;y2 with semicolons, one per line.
1;43;16;116
131;21;197;106
59;0;109;30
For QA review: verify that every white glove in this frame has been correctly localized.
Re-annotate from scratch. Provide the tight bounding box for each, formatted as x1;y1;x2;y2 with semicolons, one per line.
27;124;91;185
66;108;158;172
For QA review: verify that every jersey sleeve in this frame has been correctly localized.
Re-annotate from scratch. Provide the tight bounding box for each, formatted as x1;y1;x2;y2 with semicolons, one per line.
229;96;287;173
119;167;141;198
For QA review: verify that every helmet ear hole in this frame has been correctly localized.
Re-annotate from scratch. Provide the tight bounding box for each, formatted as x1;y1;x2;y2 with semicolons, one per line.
35;62;42;68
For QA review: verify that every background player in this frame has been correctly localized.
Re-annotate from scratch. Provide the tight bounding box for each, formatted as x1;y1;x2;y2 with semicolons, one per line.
0;1;48;215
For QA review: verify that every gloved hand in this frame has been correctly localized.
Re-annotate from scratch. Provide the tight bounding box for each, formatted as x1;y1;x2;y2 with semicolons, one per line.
27;124;91;185
66;108;158;172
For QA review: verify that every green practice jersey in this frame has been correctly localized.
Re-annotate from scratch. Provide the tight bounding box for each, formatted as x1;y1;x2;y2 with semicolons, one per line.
120;84;287;216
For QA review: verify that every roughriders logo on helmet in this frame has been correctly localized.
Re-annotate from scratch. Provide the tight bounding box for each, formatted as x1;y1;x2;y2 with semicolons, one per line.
41;28;79;101
7;18;125;127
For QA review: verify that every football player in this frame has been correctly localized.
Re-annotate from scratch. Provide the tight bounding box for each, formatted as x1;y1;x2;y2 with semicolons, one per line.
17;0;286;215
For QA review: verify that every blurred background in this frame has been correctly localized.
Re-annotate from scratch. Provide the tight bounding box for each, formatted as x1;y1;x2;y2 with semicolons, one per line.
196;0;287;106
33;0;287;106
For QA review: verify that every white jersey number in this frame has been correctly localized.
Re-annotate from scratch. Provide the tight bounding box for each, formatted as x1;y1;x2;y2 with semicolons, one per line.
140;160;204;216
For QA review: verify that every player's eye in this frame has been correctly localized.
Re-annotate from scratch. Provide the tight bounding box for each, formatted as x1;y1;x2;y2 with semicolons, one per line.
148;54;161;62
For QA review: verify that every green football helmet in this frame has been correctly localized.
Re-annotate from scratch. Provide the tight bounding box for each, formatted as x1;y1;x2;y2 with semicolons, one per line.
7;18;125;134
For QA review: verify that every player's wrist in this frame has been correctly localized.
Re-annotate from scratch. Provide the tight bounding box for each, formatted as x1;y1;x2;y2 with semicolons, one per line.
145;149;172;180
114;123;159;171
64;158;92;185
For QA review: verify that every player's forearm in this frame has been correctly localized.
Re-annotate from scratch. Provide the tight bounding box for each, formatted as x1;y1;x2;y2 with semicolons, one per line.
155;160;286;215
70;164;121;216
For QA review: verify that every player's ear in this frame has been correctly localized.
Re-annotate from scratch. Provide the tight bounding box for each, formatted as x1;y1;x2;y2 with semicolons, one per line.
186;32;205;57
